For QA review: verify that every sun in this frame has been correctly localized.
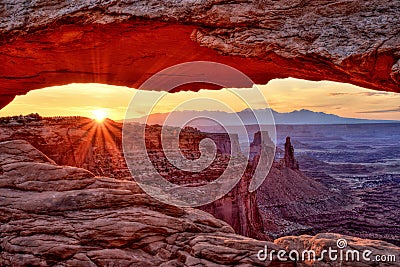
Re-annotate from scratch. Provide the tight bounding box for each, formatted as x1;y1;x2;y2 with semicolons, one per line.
92;109;107;122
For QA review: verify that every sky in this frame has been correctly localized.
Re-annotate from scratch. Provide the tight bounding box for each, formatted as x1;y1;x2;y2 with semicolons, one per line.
0;78;399;121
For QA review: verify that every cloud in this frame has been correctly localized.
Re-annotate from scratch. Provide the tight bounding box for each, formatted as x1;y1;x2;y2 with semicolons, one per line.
358;107;400;113
357;92;390;97
329;92;390;97
302;104;337;109
329;92;348;96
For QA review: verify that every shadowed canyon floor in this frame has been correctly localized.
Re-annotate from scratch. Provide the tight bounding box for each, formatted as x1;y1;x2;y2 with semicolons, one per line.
275;124;400;245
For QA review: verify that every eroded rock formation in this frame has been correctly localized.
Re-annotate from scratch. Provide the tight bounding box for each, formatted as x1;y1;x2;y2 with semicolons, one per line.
2;118;398;248
0;140;291;266
204;132;242;156
0;1;399;109
200;159;267;241
249;131;275;160
283;137;299;170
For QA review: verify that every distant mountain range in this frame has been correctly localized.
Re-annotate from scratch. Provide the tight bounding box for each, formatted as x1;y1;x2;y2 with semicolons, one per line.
125;108;398;126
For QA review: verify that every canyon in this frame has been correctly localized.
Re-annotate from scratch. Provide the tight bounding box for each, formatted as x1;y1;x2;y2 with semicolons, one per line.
0;116;398;246
0;122;399;266
275;123;400;245
1;139;399;266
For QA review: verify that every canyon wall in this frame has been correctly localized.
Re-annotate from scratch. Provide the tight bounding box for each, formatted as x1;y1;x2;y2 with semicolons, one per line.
0;117;127;178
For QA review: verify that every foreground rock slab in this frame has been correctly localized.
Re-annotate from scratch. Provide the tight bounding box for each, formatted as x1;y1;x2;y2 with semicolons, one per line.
0;140;398;266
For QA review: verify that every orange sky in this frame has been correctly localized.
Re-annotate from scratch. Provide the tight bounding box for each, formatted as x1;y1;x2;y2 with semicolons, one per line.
0;78;399;121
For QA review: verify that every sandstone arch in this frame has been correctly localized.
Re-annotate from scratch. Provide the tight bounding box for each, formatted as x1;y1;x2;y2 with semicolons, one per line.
0;0;399;109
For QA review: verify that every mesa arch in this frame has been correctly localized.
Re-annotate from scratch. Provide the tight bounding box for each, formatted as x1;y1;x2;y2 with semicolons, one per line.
0;0;399;109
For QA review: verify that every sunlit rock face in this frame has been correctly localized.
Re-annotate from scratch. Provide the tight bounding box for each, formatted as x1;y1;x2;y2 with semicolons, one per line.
0;0;399;109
